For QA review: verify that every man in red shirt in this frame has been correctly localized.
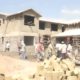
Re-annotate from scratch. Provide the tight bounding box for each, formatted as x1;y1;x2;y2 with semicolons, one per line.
35;41;44;61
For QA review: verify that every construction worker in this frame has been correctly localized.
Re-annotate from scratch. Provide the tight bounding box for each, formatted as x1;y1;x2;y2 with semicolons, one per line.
35;41;44;61
46;42;53;59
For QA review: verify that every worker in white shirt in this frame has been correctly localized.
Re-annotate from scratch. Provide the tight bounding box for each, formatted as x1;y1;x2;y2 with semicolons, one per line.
67;43;72;58
61;41;67;60
5;41;10;51
55;42;62;58
19;40;27;59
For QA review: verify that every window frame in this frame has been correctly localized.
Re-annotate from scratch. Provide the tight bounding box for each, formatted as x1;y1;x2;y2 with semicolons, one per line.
39;21;45;30
51;23;58;31
24;15;35;26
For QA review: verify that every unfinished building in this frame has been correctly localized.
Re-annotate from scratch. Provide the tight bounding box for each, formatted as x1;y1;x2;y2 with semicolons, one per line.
0;8;67;55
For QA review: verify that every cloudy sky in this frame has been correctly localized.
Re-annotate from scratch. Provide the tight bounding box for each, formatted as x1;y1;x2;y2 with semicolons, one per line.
0;0;80;20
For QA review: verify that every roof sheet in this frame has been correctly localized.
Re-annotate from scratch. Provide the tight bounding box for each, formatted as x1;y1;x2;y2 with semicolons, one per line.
53;28;80;37
40;17;80;24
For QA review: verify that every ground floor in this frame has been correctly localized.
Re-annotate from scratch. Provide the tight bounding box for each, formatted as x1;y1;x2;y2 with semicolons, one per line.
0;34;53;56
0;36;37;55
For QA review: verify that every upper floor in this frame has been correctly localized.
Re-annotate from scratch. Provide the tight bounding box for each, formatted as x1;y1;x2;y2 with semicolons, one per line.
0;8;80;36
39;18;67;36
0;9;41;34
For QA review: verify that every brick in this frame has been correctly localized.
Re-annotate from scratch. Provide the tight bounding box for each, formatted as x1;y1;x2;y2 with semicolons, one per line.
60;61;68;71
44;71;54;80
67;76;78;80
37;65;44;71
5;77;14;80
0;74;5;80
35;75;44;80
78;74;80;80
66;70;71;76
51;60;63;71
62;59;75;71
44;71;63;80
49;55;57;61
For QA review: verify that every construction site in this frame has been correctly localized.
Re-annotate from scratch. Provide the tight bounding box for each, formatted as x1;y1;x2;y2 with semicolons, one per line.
0;8;80;80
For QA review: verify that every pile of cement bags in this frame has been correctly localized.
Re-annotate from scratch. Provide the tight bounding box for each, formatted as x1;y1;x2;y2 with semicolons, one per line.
30;55;80;80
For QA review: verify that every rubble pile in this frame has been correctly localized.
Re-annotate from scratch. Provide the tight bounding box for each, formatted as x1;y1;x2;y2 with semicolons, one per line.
30;55;80;80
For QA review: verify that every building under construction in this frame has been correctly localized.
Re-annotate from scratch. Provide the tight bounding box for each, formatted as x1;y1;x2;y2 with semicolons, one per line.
0;8;80;56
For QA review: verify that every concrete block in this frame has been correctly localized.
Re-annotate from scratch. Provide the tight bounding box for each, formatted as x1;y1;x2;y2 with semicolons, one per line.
35;75;45;80
46;66;54;71
66;70;71;76
44;71;53;80
62;59;75;71
37;65;44;71
44;71;63;80
5;77;14;80
78;74;80;80
52;60;62;71
67;76;78;80
49;55;57;61
0;74;5;80
60;61;68;71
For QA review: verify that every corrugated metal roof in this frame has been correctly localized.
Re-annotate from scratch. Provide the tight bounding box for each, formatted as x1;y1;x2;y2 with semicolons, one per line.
39;17;80;24
53;28;80;37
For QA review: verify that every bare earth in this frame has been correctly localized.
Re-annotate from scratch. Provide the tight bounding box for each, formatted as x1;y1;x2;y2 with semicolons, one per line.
0;54;38;79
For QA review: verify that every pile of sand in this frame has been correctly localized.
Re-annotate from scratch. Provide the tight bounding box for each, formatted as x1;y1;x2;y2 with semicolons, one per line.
0;54;38;80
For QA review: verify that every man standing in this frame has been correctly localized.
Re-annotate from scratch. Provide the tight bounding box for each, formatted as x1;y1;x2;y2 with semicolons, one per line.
19;40;27;59
61;41;67;60
46;42;53;59
67;43;72;58
55;42;62;58
5;41;10;51
35;41;44;61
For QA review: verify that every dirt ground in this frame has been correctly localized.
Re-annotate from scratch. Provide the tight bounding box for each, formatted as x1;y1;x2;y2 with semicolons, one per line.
0;52;39;79
0;52;80;80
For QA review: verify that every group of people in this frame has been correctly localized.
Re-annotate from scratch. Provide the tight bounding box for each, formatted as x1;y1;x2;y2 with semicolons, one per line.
5;39;73;61
35;41;53;61
5;39;53;61
55;41;72;60
5;40;27;59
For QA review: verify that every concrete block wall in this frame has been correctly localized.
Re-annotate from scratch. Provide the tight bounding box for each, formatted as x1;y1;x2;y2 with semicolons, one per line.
0;36;36;56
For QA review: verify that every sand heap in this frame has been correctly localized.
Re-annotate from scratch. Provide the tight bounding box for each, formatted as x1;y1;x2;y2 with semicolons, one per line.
0;55;37;80
30;55;80;80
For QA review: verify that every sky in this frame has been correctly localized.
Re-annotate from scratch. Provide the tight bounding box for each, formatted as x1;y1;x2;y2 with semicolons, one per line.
0;0;80;21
